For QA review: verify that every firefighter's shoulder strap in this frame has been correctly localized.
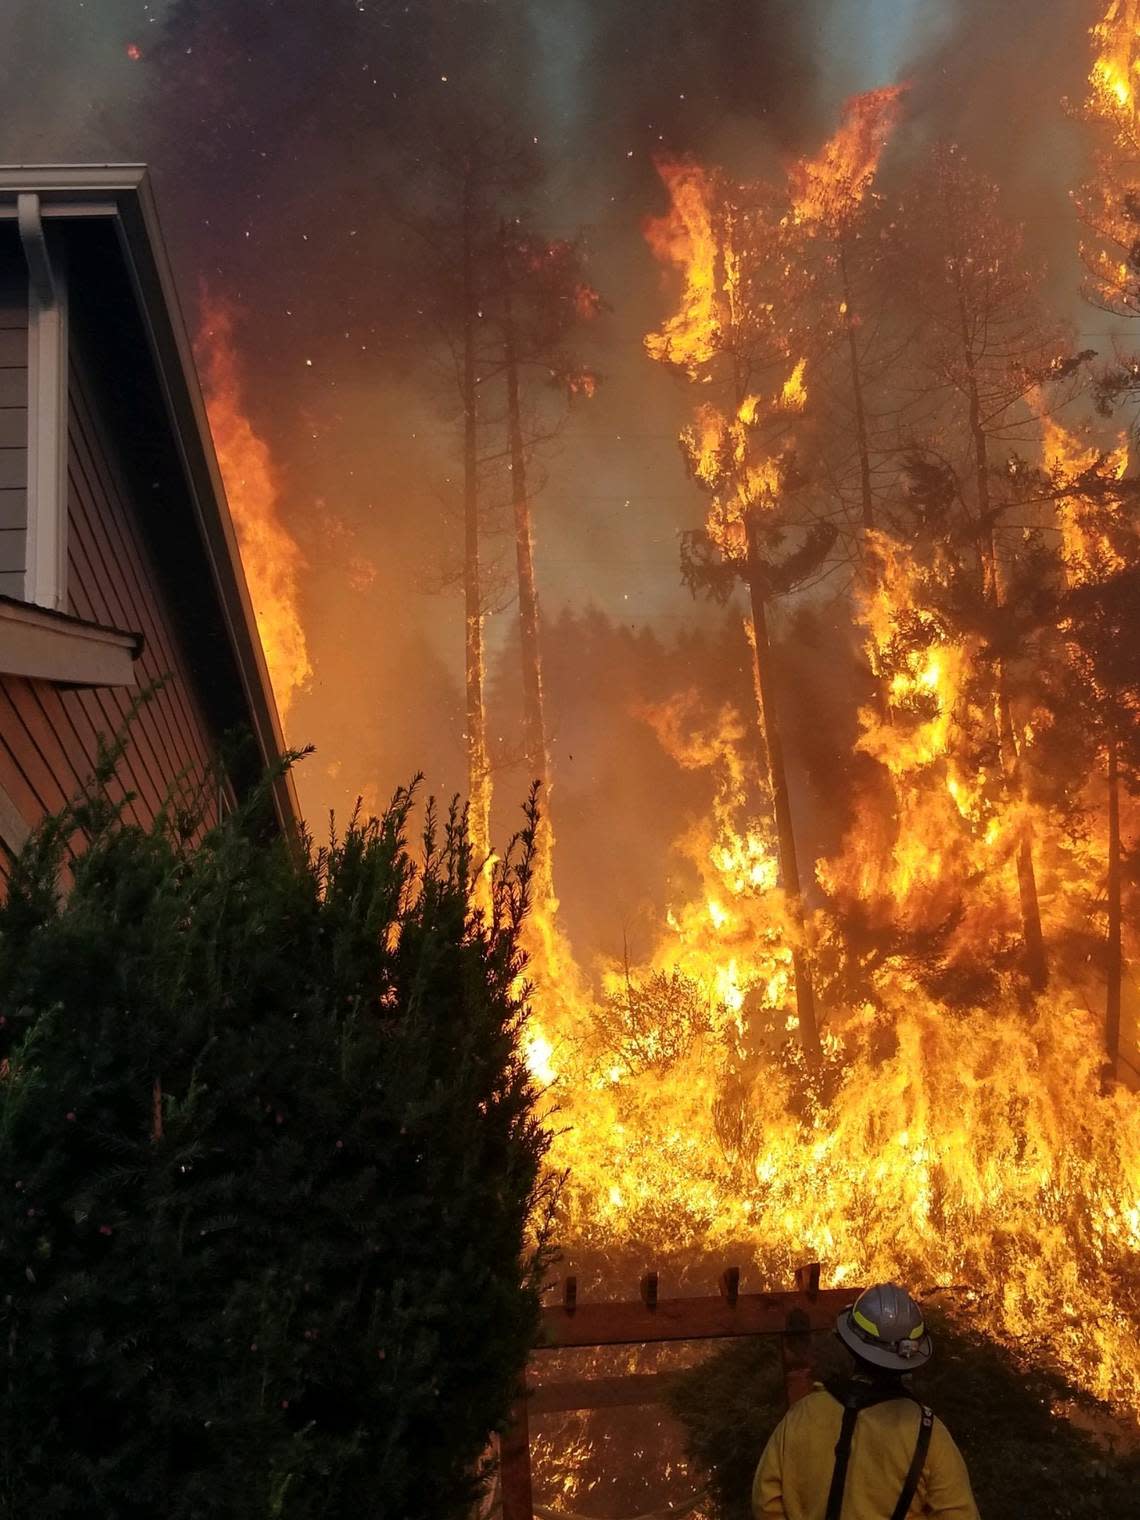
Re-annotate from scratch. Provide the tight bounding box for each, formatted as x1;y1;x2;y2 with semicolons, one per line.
889;1403;934;1520
823;1399;860;1520
823;1391;934;1520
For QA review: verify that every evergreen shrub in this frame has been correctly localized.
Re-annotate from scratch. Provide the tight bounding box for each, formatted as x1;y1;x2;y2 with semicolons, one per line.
0;756;551;1519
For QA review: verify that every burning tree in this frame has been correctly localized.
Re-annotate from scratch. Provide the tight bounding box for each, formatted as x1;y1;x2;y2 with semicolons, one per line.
784;85;908;548
642;97;911;1065
1077;0;1140;331
644;156;830;1065
1037;420;1140;1077
524;83;1140;1484
881;145;1093;990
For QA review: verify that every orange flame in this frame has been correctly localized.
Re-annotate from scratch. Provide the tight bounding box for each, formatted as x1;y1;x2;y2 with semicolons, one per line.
195;299;312;727
530;123;1140;1429
1089;0;1140;129
525;677;1140;1415
644;157;722;376
1042;413;1130;583
789;85;907;228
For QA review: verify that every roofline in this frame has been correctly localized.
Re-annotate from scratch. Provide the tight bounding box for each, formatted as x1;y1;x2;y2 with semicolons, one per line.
0;165;300;835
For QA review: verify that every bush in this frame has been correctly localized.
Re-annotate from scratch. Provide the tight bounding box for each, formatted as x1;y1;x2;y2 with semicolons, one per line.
0;760;551;1519
668;1306;1140;1520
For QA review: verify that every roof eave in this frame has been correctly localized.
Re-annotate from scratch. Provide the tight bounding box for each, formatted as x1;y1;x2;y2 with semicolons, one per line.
0;165;300;836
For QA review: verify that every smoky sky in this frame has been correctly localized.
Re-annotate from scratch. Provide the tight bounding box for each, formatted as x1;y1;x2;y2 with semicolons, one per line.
0;1;1108;950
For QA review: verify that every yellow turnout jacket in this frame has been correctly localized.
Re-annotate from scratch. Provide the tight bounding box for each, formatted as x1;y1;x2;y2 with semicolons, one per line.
752;1388;980;1520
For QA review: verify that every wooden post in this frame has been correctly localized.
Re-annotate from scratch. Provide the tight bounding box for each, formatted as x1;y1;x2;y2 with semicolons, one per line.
781;1264;822;1407
780;1306;815;1407
720;1266;741;1306
499;1397;534;1520
794;1262;821;1297
640;1271;659;1310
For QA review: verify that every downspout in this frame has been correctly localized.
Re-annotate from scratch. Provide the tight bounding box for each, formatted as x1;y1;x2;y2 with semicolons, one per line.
17;193;68;612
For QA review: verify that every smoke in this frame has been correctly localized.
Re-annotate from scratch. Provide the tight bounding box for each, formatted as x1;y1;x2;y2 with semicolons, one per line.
0;0;1111;876
816;0;957;96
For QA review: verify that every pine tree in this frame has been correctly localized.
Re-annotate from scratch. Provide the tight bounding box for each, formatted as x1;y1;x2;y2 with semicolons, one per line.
1037;447;1140;1079
895;146;1086;990
494;223;600;905
646;159;835;1066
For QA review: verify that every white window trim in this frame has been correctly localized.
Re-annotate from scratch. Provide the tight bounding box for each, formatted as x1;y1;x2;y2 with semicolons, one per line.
0;595;140;688
18;193;68;612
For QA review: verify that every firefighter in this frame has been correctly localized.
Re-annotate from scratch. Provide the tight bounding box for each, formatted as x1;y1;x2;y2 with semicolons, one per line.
752;1282;979;1520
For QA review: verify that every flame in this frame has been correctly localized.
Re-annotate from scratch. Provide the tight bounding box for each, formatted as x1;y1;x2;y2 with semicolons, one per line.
644;158;722;376
780;357;808;412
1042;414;1130;582
1089;0;1140;129
526;80;1140;1449
679;391;788;561
525;676;1140;1415
789;85;907;228
195;299;312;727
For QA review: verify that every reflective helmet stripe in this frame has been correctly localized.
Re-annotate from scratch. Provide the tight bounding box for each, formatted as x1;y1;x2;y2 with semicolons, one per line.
853;1307;880;1338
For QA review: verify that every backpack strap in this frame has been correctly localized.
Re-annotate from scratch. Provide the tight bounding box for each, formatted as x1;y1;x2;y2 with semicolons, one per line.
889;1404;934;1520
824;1401;860;1520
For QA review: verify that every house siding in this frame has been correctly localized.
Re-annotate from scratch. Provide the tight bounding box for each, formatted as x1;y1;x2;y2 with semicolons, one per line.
0;305;223;869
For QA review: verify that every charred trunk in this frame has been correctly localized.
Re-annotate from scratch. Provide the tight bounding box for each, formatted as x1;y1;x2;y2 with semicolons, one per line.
463;174;491;868
744;528;822;1068
838;236;891;725
503;280;554;902
959;292;1047;989
838;237;874;536
1105;730;1122;1081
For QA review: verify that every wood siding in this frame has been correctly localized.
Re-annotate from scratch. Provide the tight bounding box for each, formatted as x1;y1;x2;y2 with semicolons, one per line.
0;230;27;597
0;314;222;868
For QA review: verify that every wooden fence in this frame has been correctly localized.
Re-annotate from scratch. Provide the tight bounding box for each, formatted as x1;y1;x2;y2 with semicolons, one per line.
500;1263;857;1520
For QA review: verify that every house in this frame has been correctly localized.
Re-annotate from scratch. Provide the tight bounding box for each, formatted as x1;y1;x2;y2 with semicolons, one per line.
0;165;297;869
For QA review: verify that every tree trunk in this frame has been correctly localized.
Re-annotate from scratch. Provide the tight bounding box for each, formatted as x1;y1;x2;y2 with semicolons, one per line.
1105;730;1122;1081
838;237;874;535
503;279;554;903
744;528;822;1068
462;174;491;869
995;661;1047;991
837;235;893;726
957;290;1048;989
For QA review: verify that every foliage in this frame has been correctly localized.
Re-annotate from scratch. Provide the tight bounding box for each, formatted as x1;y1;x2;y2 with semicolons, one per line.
668;1307;1140;1520
591;970;711;1076
0;752;551;1520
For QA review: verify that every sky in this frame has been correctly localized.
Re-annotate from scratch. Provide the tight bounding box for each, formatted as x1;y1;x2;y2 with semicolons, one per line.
0;0;1109;952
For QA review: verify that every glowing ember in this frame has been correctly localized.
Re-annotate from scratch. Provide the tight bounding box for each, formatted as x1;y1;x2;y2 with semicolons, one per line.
195;299;313;726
